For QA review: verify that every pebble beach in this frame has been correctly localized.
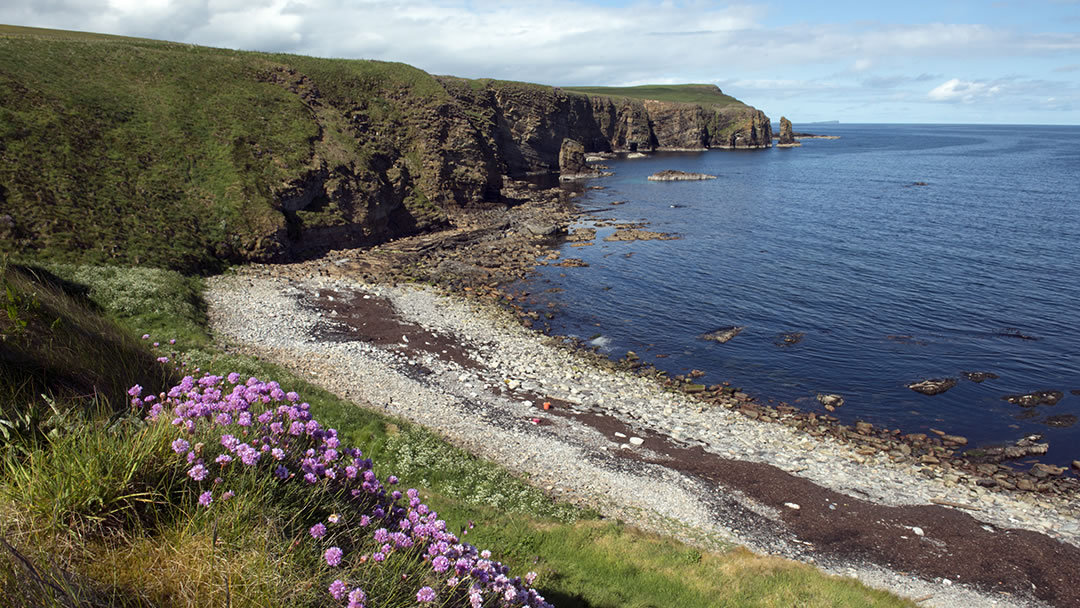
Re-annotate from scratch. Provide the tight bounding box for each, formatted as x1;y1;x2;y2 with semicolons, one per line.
206;267;1080;608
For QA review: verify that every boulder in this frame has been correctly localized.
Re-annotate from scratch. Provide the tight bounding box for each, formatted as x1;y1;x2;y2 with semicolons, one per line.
559;139;586;173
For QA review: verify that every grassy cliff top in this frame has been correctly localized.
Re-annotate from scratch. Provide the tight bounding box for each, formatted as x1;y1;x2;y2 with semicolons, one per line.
561;84;744;107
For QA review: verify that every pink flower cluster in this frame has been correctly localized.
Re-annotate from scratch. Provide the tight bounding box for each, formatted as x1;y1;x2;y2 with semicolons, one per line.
131;371;549;608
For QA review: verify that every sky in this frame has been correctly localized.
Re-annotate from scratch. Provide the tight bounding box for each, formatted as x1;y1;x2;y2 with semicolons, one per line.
3;0;1079;124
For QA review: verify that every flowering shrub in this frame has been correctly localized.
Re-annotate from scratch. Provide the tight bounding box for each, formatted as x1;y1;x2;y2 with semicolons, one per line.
129;368;551;608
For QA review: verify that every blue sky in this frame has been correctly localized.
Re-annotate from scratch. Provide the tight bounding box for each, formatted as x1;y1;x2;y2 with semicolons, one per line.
3;1;1078;124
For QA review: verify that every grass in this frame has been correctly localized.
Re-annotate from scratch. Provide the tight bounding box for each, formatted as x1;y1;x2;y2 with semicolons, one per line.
0;261;916;607
560;84;744;108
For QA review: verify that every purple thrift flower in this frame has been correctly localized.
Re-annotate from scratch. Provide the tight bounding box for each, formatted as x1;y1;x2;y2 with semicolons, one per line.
128;384;143;397
324;546;343;566
141;334;149;340
169;338;176;344
432;555;450;573
188;464;208;481
274;465;289;479
215;454;233;466
416;586;436;603
329;579;348;600
372;552;385;562
198;491;212;506
157;356;169;363
227;372;241;384
347;588;366;608
222;490;235;501
171;438;190;454
310;523;326;539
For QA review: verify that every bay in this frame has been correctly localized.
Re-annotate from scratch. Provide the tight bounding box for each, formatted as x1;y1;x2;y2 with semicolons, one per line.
516;123;1080;466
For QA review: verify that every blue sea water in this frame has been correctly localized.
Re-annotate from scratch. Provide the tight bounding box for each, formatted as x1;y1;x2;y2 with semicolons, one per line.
516;123;1080;466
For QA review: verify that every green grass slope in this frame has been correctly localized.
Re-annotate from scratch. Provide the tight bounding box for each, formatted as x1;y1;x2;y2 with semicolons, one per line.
0;26;463;273
561;84;744;108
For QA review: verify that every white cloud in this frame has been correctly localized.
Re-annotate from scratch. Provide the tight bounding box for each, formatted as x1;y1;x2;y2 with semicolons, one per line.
927;78;1002;103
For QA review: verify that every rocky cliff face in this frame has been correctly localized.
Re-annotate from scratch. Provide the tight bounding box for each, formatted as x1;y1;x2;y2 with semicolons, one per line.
276;79;772;259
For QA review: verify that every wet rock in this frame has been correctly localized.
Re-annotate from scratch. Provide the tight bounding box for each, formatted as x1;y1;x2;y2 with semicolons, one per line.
1042;414;1077;428
647;170;717;182
965;435;1049;463
554;258;588;268
1071;389;1080;396
855;421;874;434
817;394;844;409
774;332;805;347
907;378;958;396
566;227;596;242
603;228;679;242
962;371;999;383
1016;478;1036;491
1073;460;1080;472
702;326;744;344
1003;390;1064;407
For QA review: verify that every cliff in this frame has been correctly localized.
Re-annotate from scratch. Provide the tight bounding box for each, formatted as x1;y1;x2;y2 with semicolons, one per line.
0;26;772;272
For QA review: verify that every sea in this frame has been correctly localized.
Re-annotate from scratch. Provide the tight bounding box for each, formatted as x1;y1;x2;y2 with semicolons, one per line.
513;123;1080;467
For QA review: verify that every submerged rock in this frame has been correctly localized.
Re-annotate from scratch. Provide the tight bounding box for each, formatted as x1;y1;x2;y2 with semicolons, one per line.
603;228;679;242
774;332;805;347
907;378;958;396
703;326;744;343
1003;390;1064;407
647;170;717;182
1042;414;1077;428
962;371;999;383
964;434;1049;463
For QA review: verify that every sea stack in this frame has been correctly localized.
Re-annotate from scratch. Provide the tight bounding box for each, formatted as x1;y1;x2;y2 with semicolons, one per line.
777;117;800;147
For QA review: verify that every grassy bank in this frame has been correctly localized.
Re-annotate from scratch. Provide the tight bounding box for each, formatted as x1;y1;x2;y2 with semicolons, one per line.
0;260;914;607
560;84;742;107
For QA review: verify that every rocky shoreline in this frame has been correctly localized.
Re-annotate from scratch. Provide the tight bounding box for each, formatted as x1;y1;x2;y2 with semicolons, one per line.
206;180;1080;607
